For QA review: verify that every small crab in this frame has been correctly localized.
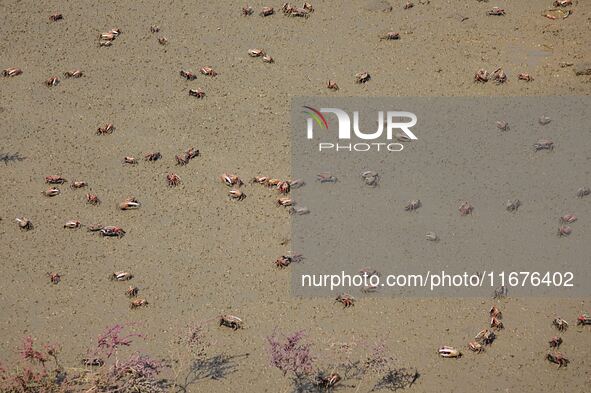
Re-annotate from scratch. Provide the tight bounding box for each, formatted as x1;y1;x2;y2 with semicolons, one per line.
533;139;554;151
45;175;67;184
100;226;126;238
552;317;569;332
64;70;83;78
289;206;310;215
150;25;160;33
355;71;370;84
405;200;421;211
496;121;509;131
158;37;168;45
395;132;412;142
403;1;414;9
287;7;310;18
2;67;23;77
97;123;114;135
289;178;305;188
111;271;133;281
458;201;473;216
45;77;60;87
425;232;438;241
49;13;63;21
189;88;205;98
546;352;569;368
491;67;507;84
130;299;148;309
577;313;591;326
248;48;265;57
251;176;269;185
64;220;81;229
43;187;61;197
315;373;341;389
275;254;303;268
200;66;218;76
490;316;504;330
180;70;197;80
475;329;496;345
71;181;87;189
277;181;291;194
260;6;274;16
489;305;502;319
549;336;563;348
16;217;33;230
267;179;282;188
539;116;552;125
175;155;189;166
380;31;400;40
167;173;181;187
221;173;243;187
576;187;590;198
438;346;461;358
474;69;489;82
123;156;138;165
468;341;484;353
262;55;274;63
557;225;572;237
505;199;520;212
335;293;355;308
277;197;293;207
559;214;576;224
229;189;246;201
317;172;337;183
48;272;61;284
361;171;379;187
86;193;100;205
119;197;141;210
242;5;254;15
144;152;161;161
518;73;534;82
219;315;243;330
126;286;139;298
487;7;505;16
327;80;339;90
185;147;199;160
81;358;104;367
553;0;572;6
303;2;314;12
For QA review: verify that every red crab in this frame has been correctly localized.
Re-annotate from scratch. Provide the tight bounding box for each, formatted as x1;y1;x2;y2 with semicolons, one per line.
100;226;126;238
167;173;181;187
86;193;100;205
458;201;473;215
45;175;67;184
335;293;355;308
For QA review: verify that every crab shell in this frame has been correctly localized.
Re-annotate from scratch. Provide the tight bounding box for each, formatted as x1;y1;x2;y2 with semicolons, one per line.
64;220;81;229
43;187;61;197
438;346;461;358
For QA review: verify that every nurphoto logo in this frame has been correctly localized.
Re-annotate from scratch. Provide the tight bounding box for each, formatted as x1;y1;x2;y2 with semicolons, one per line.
303;106;418;152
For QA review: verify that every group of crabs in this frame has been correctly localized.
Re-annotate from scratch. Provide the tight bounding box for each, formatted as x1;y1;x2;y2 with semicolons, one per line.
438;307;590;368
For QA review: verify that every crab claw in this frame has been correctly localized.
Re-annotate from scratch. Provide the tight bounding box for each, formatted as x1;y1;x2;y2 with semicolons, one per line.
119;197;141;210
438;346;462;358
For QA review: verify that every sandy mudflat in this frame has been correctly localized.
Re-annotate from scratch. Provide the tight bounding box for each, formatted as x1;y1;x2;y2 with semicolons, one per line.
1;0;590;392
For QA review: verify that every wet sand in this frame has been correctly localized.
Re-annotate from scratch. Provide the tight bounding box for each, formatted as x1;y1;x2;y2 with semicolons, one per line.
1;0;590;392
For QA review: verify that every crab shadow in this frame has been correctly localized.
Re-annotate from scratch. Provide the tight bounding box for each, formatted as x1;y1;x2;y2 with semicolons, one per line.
173;352;247;393
371;368;420;391
0;152;26;165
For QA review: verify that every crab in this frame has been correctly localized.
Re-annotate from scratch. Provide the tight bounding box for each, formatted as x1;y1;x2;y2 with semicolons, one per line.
518;73;534;82
86;193;100;205
167;173;181;187
2;67;23;77
487;7;505;16
252;176;269;185
49;13;63;21
505;199;520;212
490;316;504;330
438;346;461;358
286;7;310;18
267;179;282;188
97;123;114;135
275;254;303;268
184;147;199;160
86;224;104;232
16;217;33;230
45;77;60;87
180;70;197;80
248;48;265;57
158;37;168;45
123;156;137;165
533;139;554;151
405;200;421;211
175;155;189;166
355;71;370;84
458;201;473;216
277;197;293;207
71;181;87;189
559;214;576;224
489;305;502;319
64;220;81;229
549;336;563;348
130;299;148;309
126;286;139;298
496;121;509;131
546;352;569;368
229;189;246;201
491;67;507;84
45;175;67;184
99;41;112;47
335;293;355;308
111;271;133;281
150;25;160;33
48;272;61;284
303;2;314;12
144;152;161;161
221;173;243;187
315;373;341;389
552;317;569;332
557;225;572;237
539;116;552;125
468;341;484;353
577;313;591;326
361;171;379;187
262;55;274;63
380;31;400;40
290;206;310;215
576;187;590;198
200;66;218;76
189;88;205;98
219;314;243;330
403;1;414;9
275;181;290;194
327;80;339;90
81;358;104;367
242;5;254;15
553;0;572;6
395;132;412;142
64;70;83;78
100;226;126;238
425;232;438;241
43;187;61;197
289;178;305;188
119;197;141;210
474;69;489;82
475;329;496;345
317;172;337;183
259;6;274;16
